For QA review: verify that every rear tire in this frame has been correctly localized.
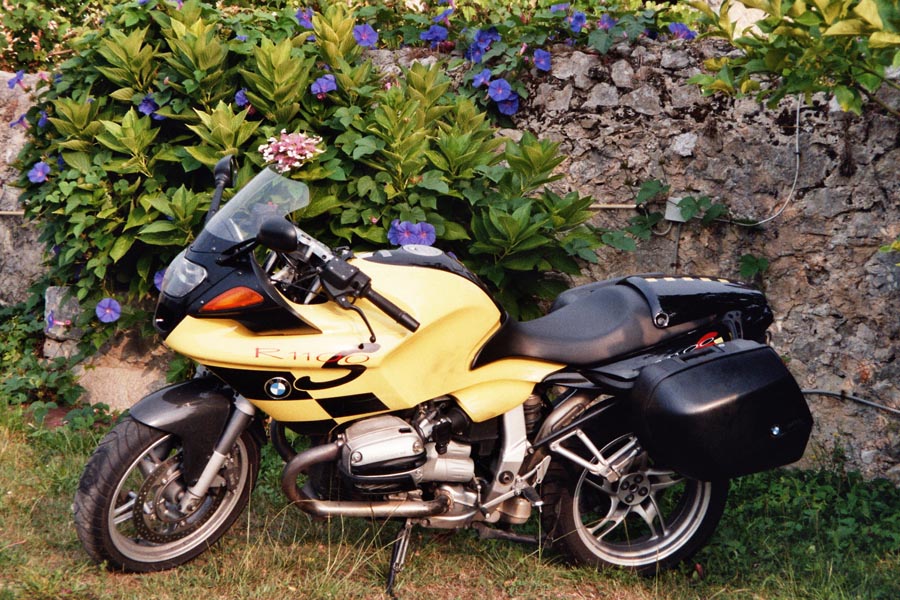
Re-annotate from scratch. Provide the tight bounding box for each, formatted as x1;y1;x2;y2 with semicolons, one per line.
542;432;728;574
73;416;259;571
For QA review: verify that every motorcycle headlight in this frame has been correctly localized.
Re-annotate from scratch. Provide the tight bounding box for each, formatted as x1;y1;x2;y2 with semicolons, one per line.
161;250;208;298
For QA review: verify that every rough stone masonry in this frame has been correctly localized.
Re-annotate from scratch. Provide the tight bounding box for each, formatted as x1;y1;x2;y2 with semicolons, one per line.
1;36;899;481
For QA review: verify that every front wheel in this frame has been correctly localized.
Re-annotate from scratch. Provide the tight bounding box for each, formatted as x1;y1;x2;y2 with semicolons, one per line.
542;432;728;574
73;416;259;572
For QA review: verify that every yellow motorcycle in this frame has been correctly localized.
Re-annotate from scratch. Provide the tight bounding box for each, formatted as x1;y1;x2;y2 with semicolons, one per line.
74;161;812;591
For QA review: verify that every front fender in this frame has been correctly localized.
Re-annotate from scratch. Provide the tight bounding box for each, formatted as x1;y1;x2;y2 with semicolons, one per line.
129;376;233;484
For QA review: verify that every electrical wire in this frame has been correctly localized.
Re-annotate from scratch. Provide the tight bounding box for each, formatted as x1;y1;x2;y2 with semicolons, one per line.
719;94;803;228
802;389;900;418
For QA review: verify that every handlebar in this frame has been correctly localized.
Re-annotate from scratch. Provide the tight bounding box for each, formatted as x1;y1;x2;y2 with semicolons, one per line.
258;217;420;334
364;287;420;333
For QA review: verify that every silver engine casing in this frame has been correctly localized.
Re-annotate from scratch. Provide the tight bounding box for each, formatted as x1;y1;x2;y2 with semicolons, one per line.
339;415;474;487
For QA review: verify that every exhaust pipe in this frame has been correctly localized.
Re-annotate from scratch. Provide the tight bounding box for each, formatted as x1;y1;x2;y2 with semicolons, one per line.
281;441;452;519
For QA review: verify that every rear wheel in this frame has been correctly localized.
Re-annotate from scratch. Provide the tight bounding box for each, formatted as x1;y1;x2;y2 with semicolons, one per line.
542;432;728;574
73;416;259;571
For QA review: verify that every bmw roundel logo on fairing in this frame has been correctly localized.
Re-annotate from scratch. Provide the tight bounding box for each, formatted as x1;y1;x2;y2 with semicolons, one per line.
264;377;291;399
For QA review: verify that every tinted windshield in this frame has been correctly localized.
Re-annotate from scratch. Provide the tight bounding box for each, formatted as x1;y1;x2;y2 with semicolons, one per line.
202;168;311;245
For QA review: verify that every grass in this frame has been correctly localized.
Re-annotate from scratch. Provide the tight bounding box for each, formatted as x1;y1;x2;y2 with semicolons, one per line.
2;405;899;600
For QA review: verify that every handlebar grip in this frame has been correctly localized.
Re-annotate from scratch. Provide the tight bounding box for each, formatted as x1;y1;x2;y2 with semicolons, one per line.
365;288;420;333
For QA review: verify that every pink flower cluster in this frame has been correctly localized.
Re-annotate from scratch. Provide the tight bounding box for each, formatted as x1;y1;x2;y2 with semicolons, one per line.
258;130;324;173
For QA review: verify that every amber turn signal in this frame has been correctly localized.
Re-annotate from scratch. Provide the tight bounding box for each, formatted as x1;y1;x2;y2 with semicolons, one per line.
200;287;265;312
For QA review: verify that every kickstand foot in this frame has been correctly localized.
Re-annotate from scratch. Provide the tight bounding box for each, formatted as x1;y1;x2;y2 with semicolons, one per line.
386;520;414;599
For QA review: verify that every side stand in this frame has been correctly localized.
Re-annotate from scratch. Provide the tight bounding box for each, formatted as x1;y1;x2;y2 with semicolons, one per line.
386;519;414;598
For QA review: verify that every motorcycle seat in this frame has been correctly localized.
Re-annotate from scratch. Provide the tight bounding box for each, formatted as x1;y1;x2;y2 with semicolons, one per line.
472;284;692;368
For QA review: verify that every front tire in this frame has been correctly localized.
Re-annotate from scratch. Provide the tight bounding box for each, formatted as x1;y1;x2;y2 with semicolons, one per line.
542;432;728;574
73;416;259;572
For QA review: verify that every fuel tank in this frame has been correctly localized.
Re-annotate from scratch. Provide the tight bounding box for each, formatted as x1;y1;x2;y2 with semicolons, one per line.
163;248;562;427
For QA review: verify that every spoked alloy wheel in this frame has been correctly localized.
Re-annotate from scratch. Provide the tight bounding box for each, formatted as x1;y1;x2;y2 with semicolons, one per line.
74;416;259;571
545;433;728;574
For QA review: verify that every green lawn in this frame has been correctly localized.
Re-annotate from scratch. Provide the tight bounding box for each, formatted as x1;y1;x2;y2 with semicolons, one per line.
2;406;899;600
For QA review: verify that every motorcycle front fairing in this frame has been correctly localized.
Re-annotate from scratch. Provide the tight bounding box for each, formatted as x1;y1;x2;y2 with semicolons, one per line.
153;168;563;429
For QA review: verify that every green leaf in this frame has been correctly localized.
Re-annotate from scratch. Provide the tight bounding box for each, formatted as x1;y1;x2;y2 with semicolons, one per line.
109;234;136;263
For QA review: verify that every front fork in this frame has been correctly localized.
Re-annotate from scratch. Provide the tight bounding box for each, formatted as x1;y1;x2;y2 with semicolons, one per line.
179;395;256;512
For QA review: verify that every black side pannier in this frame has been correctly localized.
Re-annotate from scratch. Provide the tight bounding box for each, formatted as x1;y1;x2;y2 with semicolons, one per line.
629;339;812;481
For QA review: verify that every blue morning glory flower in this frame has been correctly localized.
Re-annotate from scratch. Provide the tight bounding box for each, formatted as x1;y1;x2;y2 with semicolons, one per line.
311;74;337;98
473;27;500;51
569;11;587;33
95;297;122;323
668;22;698;40
296;7;314;29
434;8;454;23
497;93;520;116
138;94;159;116
487;78;512;102
235;88;249;107
414;222;436;246
388;220;418;246
533;49;552;72
388;221;436;247
28;161;51;183
9;114;27;128
550;3;570;12
8;70;25;90
353;24;378;48
465;44;485;63
37;110;48;127
235;34;248;42
420;25;449;47
598;14;617;31
472;69;491;88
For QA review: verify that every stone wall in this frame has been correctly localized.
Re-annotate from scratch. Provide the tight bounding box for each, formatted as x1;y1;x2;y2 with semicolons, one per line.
1;37;898;480
511;39;900;481
0;72;44;305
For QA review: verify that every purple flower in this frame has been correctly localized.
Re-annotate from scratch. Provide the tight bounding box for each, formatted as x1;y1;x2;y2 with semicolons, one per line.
353;24;378;48
37;110;48;127
487;78;512;102
9;114;27;128
598;14;617;31
420;25;449;47
465;44;484;63
138;94;159;116
414;222;436;246
473;27;500;51
235;34;248;42
496;93;520;116
153;269;166;292
668;22;697;40
138;0;150;5
550;3;570;12
296;7;314;29
27;161;51;183
569;11;587;33
533;49;551;72
388;221;436;247
95;297;122;323
434;8;453;23
7;70;25;90
311;74;337;99
472;69;491;88
235;88;249;107
388;220;419;246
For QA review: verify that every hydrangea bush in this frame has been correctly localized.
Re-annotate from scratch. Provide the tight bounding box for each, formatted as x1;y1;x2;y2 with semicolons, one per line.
14;0;609;325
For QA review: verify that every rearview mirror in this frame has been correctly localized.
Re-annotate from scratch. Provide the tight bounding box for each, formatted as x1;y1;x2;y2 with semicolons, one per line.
257;217;299;253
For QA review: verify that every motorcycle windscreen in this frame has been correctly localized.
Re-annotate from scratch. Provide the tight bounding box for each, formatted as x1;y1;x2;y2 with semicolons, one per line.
629;339;813;481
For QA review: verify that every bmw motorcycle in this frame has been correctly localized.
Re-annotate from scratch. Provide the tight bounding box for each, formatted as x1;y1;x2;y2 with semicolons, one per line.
74;159;812;592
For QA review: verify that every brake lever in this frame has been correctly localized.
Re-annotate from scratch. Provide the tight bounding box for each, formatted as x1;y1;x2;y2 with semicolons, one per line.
333;295;377;343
